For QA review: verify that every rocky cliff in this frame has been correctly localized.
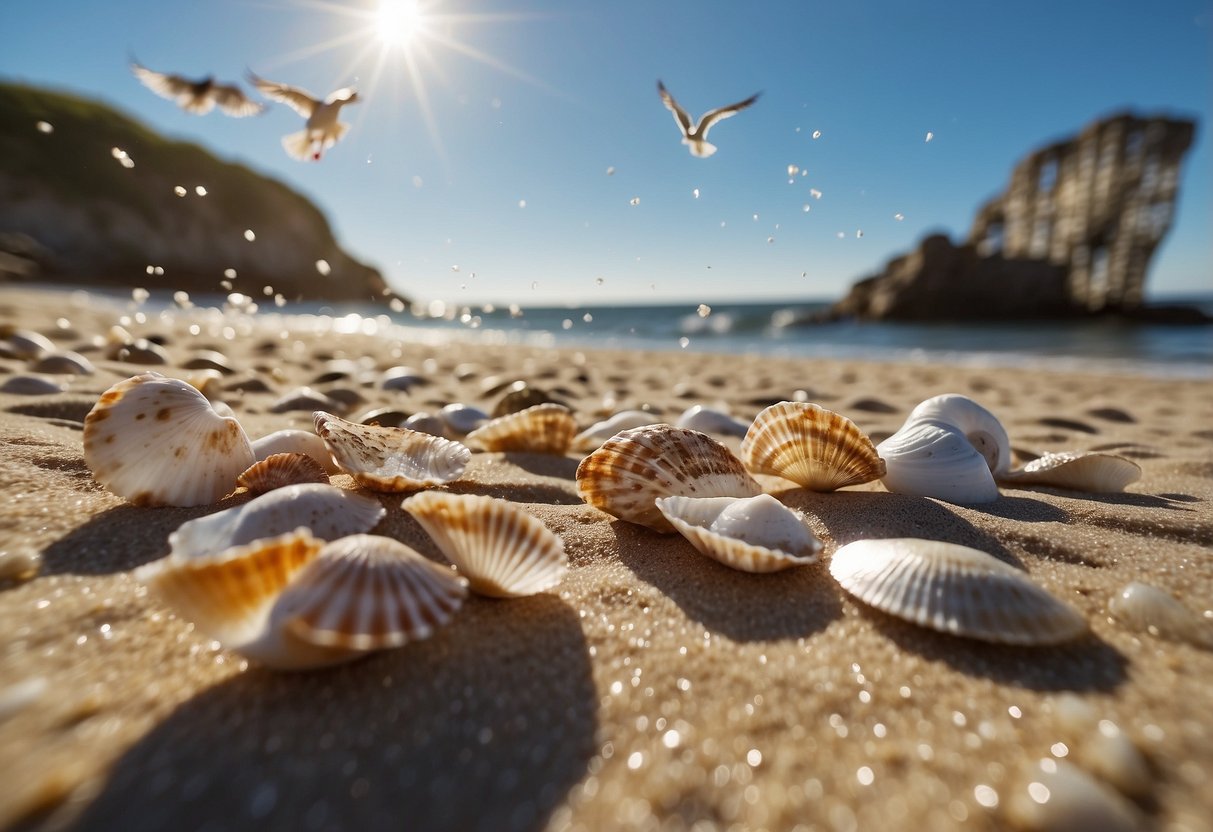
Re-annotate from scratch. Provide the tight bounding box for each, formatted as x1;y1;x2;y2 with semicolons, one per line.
0;82;392;303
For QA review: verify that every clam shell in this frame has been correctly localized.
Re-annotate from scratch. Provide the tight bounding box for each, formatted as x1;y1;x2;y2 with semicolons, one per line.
676;405;750;437
251;429;339;474
168;483;385;559
571;410;661;452
740;401;886;491
314;411;470;492
999;451;1141;493
28;350;95;375
404;412;447;437
576;424;762;533
465;403;577;454
404;491;568;597
829;538;1088;645
107;338;170;365
876;418;1000;504
440;403;490;435
655;494;821;573
491;382;559;417
0;374;65;395
1108;581;1213;648
908;394;1011;475
380;365;427;392
4;329;55;359
270;386;340;414
84;373;255;507
237;453;330;494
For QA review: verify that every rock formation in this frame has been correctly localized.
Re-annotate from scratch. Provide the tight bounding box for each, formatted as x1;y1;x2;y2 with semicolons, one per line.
0;82;393;304
829;112;1198;321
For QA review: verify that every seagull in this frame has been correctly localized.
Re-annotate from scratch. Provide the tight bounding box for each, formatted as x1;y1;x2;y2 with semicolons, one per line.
657;80;760;158
248;72;360;162
130;61;264;117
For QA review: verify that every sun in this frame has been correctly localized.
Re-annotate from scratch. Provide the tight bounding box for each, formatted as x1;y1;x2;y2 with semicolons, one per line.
374;0;427;49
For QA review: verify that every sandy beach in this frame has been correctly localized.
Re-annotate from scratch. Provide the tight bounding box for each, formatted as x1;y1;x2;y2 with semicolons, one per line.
1;285;1211;832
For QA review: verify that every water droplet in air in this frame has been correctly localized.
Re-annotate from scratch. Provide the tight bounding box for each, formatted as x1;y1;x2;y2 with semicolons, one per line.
678;337;690;349
562;319;573;330
195;186;207;196
224;268;237;279
692;188;699;199
132;288;149;304
767;236;775;244
35;120;53;134
802;204;811;213
810;189;822;200
856;229;864;238
451;265;460;272
787;164;799;176
606;166;616;176
518;199;526;208
629;197;640;206
812;130;822;139
836;232;845;239
531;281;538;290
411;175;424;188
153;266;164;276
752;213;759;221
243;229;256;242
173;186;187;197
315;260;331;276
925;132;934;142
697;304;711;318
894;213;905;221
583;313;593;323
595;277;604;286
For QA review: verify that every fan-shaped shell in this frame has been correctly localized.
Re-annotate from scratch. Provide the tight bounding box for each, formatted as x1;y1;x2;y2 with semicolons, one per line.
876;418;1000;504
314;411;470;492
404;491;567;597
576;424;762;533
251;429;339;474
465;403;577;454
676;405;750;437
655;494;821;573
237;453;330;494
168;483;385;559
571;410;660;452
84;373;255;507
999;451;1141;493
908;394;1011;475
741;401;885;491
829;538;1088;645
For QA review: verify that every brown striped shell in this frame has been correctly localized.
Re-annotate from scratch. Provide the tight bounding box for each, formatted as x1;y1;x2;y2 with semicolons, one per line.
464;403;578;455
741;401;885;491
314;410;470;492
237;453;330;494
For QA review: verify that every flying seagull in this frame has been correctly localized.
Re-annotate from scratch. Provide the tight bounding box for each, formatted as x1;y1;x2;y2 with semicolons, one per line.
657;80;760;158
249;72;360;162
130;61;264;117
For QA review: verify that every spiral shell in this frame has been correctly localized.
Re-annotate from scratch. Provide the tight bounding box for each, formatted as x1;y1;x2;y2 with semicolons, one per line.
655;494;821;573
314;411;470;492
464;403;578;455
907;394;1011;476
741;401;885;491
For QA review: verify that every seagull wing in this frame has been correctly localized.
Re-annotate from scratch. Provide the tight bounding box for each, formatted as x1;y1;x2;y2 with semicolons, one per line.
695;91;761;139
248;73;317;118
131;62;196;104
657;80;694;138
211;83;265;117
324;87;358;105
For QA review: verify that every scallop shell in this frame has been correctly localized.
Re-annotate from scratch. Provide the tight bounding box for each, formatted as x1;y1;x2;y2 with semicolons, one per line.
676;405;750;437
999;452;1141;493
404;491;567;597
237;453;330;494
571;410;661;452
251;429;339;474
168;483;385;559
828;538;1088;645
83;373;255;507
464;403;577;454
740;401;886;491
576;424;762;533
655;494;821;573
908;394;1011;475
314;411;470;492
876;418;1000;504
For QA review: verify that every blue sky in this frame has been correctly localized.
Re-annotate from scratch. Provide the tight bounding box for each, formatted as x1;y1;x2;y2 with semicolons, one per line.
3;0;1210;306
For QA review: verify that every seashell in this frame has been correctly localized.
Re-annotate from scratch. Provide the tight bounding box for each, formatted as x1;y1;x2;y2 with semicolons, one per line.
314;411;470;492
1005;759;1144;832
28;350;94;375
465;403;577;454
676;405;750;437
186;369;226;400
0;374;65;395
491;382;559;418
576;425;762;533
571;410;663;452
107;337;170;365
357;407;411;428
251;429;339;473
439;402;490;435
1072;719;1153;800
168;482;385;558
1108;581;1213;648
404;491;567;597
828;538;1088;645
655;494;821;573
211;400;238;420
84;373;255;507
270;386;341;414
237;453;330;494
321;387;367;409
740;401;886;491
998;452;1141;493
907;394;1011;475
0;546;42;583
404;412;446;437
876;418;1000;504
224;376;274;394
181;350;237;374
4;329;55;359
380;365;427;392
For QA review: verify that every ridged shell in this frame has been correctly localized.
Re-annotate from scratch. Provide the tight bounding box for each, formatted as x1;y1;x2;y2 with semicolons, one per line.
168;483;385;559
251;429;339;474
741;401;886;491
829;538;1088;645
314;411;470;492
83;373;255;507
571;410;659;452
655;494;821;573
237;453;330;494
404;491;568;597
908;394;1011;475
676;405;750;437
464;403;577;454
999;451;1141;493
876;418;1000;504
576;425;762;533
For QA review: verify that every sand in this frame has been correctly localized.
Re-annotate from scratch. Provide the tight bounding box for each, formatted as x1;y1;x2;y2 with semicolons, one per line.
1;285;1211;832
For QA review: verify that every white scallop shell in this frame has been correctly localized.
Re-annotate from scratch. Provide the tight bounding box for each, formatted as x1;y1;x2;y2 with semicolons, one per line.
999;452;1141;493
908;394;1012;475
83;373;255;507
404;491;567;597
314;411;470;492
828;538;1088;645
571;410;660;451
575;424;762;533
1108;581;1213;648
741;401;886;491
876;418;1000;504
440;403;490;435
168;483;385;559
251;429;340;474
237;453;330;494
675;405;750;437
655;494;821;573
464;403;577;454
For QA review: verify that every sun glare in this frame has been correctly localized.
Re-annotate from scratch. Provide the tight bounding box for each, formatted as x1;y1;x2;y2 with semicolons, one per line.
375;0;426;48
